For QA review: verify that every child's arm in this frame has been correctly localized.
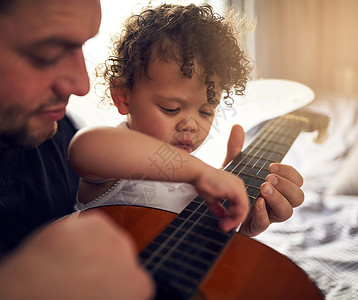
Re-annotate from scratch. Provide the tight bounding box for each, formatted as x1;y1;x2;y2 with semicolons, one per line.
68;126;249;232
222;125;304;237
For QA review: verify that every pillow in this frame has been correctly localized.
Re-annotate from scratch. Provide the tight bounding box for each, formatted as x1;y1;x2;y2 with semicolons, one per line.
326;139;358;195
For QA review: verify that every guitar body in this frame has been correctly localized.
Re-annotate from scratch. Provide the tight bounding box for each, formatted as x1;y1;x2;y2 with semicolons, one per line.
90;205;323;300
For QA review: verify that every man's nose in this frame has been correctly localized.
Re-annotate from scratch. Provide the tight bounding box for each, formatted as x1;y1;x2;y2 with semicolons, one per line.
52;48;90;97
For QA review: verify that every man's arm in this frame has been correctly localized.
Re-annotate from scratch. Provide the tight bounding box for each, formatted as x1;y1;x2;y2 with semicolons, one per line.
0;212;154;300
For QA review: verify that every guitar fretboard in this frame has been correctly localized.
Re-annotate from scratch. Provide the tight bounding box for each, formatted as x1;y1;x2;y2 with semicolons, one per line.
226;114;308;205
139;113;309;299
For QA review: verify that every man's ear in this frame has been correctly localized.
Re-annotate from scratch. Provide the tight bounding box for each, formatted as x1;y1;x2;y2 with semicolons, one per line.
110;80;130;115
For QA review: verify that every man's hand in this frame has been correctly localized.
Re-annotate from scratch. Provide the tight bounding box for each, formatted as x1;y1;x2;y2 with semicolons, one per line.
0;212;154;300
222;124;304;237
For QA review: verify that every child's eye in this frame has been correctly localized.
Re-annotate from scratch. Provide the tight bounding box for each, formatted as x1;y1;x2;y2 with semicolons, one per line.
159;106;180;115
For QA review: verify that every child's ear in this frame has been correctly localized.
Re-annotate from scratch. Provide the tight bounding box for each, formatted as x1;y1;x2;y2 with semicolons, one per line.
110;81;129;115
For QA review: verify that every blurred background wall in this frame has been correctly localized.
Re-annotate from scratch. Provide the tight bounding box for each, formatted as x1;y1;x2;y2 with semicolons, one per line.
253;0;358;98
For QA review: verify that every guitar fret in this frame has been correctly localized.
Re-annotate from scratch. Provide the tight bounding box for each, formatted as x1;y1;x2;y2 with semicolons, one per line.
256;168;270;178
154;268;198;297
169;214;221;238
149;237;223;263
252;138;292;149
150;264;201;292
166;228;227;252
141;232;227;282
246;148;286;161
173;211;200;223
171;237;220;258
170;219;229;243
191;197;205;205
248;194;257;203
146;254;207;277
183;204;207;214
241;155;275;170
178;209;216;223
238;164;256;174
159;262;203;282
264;128;296;139
178;220;220;233
141;235;218;262
236;164;270;178
140;242;217;274
247;150;283;162
224;162;242;173
229;165;270;181
253;158;271;169
246;142;284;154
242;175;262;188
246;186;261;200
268;152;284;162
151;240;213;267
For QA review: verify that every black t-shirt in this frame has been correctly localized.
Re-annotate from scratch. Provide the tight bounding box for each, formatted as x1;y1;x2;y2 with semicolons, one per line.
0;116;79;258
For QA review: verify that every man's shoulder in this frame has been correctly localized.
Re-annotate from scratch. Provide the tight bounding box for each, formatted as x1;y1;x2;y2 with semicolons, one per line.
0;116;80;256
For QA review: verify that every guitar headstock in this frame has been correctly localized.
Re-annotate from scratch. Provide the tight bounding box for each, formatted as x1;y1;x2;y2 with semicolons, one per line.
285;109;330;144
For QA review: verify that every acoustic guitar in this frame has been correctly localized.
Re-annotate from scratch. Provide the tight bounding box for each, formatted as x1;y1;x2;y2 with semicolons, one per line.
85;109;328;299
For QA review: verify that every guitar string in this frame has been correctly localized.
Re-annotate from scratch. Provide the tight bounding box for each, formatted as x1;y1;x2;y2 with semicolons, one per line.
142;117;289;273
223;117;303;208
143;116;303;279
235;118;289;173
227;117;286;177
225;117;296;201
142;197;215;274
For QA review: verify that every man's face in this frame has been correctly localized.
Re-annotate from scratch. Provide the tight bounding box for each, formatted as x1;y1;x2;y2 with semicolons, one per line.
0;0;101;149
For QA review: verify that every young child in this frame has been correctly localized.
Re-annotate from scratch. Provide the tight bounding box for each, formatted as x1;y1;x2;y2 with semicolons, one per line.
69;4;304;235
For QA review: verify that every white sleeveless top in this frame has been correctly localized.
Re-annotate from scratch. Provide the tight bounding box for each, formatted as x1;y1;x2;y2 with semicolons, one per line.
74;122;198;213
75;179;198;213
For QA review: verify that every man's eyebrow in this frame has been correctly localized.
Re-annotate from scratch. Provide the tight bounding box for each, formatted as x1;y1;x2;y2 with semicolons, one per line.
31;36;83;49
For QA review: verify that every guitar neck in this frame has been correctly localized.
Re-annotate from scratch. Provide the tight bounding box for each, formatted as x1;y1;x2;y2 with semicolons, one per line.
139;113;309;300
225;113;309;205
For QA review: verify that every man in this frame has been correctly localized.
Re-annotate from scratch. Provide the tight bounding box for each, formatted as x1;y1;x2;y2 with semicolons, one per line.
0;0;154;299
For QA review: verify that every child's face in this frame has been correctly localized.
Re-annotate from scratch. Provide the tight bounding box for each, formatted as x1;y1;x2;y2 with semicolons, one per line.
121;56;221;153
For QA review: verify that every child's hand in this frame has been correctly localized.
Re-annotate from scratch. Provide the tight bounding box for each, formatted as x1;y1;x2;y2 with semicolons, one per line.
192;166;249;232
223;124;305;237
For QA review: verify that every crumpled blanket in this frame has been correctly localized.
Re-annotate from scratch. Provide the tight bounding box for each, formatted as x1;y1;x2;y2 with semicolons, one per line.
255;192;358;299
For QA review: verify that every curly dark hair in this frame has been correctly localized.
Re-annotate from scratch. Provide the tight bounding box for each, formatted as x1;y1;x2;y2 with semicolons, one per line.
99;3;253;105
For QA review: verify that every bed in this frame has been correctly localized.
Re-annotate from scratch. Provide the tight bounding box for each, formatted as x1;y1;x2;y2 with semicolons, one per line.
254;96;358;299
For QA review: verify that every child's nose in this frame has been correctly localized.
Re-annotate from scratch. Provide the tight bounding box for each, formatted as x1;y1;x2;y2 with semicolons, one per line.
177;117;199;132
